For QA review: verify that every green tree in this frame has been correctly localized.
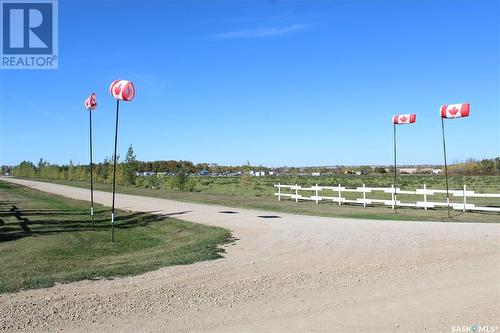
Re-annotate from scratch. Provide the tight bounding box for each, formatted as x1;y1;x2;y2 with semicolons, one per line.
96;157;111;183
144;175;160;188
172;168;189;190
239;172;252;190
106;155;121;184
12;161;36;177
123;145;138;185
67;160;75;181
37;157;47;171
480;159;495;175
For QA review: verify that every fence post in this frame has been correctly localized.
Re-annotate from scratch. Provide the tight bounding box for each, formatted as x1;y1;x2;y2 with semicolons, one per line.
463;184;466;212
423;183;427;210
363;184;366;207
278;183;281;201
338;183;342;206
295;184;298;203
391;184;395;209
315;184;319;204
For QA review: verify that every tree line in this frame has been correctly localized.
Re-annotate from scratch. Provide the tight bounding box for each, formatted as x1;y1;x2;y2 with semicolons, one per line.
10;146;270;183
8;146;264;190
11;145;137;185
447;157;500;176
9;149;500;187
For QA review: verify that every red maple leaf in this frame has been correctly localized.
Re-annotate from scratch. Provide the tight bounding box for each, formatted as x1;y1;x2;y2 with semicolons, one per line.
449;107;459;115
113;83;122;96
400;116;408;122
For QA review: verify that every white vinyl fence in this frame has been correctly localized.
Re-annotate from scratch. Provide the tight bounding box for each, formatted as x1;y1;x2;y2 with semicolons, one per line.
274;183;500;213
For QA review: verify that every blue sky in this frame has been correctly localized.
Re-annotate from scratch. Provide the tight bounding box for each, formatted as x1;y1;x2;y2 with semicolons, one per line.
1;0;499;167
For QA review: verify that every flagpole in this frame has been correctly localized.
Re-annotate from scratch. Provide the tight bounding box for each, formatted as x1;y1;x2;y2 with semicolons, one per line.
441;117;451;218
111;99;120;242
393;123;397;213
89;108;94;230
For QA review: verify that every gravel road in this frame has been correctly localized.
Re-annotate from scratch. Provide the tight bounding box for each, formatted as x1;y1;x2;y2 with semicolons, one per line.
1;177;499;333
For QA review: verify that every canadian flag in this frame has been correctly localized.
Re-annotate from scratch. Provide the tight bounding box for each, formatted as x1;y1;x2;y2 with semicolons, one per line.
392;113;416;125
440;103;470;119
109;80;135;101
84;93;97;111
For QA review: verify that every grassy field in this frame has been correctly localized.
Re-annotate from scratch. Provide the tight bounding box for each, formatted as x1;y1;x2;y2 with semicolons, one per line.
0;180;232;294
195;174;500;197
17;174;500;223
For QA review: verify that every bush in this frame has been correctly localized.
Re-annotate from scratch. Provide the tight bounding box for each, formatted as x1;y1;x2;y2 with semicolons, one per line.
12;161;36;178
239;173;252;190
185;178;196;192
144;176;160;189
172;170;189;190
135;177;145;188
163;177;174;190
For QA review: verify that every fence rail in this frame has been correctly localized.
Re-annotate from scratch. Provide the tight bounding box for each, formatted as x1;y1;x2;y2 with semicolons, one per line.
274;183;500;213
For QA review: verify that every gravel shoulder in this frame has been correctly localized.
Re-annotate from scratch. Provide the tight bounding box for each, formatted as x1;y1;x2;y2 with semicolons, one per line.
1;177;499;333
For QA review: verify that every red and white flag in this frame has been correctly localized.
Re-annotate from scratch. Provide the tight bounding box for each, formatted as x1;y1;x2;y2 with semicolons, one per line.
84;93;97;110
392;114;416;125
440;103;470;119
109;80;135;101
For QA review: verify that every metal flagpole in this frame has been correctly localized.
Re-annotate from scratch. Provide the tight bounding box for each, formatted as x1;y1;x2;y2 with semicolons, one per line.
441;117;451;218
393;123;397;213
89;108;94;230
111;99;120;242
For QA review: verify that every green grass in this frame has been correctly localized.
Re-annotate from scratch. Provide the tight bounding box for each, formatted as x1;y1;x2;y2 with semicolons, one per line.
0;180;232;294
194;174;500;198
16;175;500;223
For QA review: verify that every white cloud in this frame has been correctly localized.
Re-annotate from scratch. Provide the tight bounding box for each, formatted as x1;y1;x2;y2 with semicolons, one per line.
209;24;306;40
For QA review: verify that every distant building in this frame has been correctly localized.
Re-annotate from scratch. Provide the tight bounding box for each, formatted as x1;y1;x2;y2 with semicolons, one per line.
312;172;321;177
398;167;443;175
399;168;418;174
